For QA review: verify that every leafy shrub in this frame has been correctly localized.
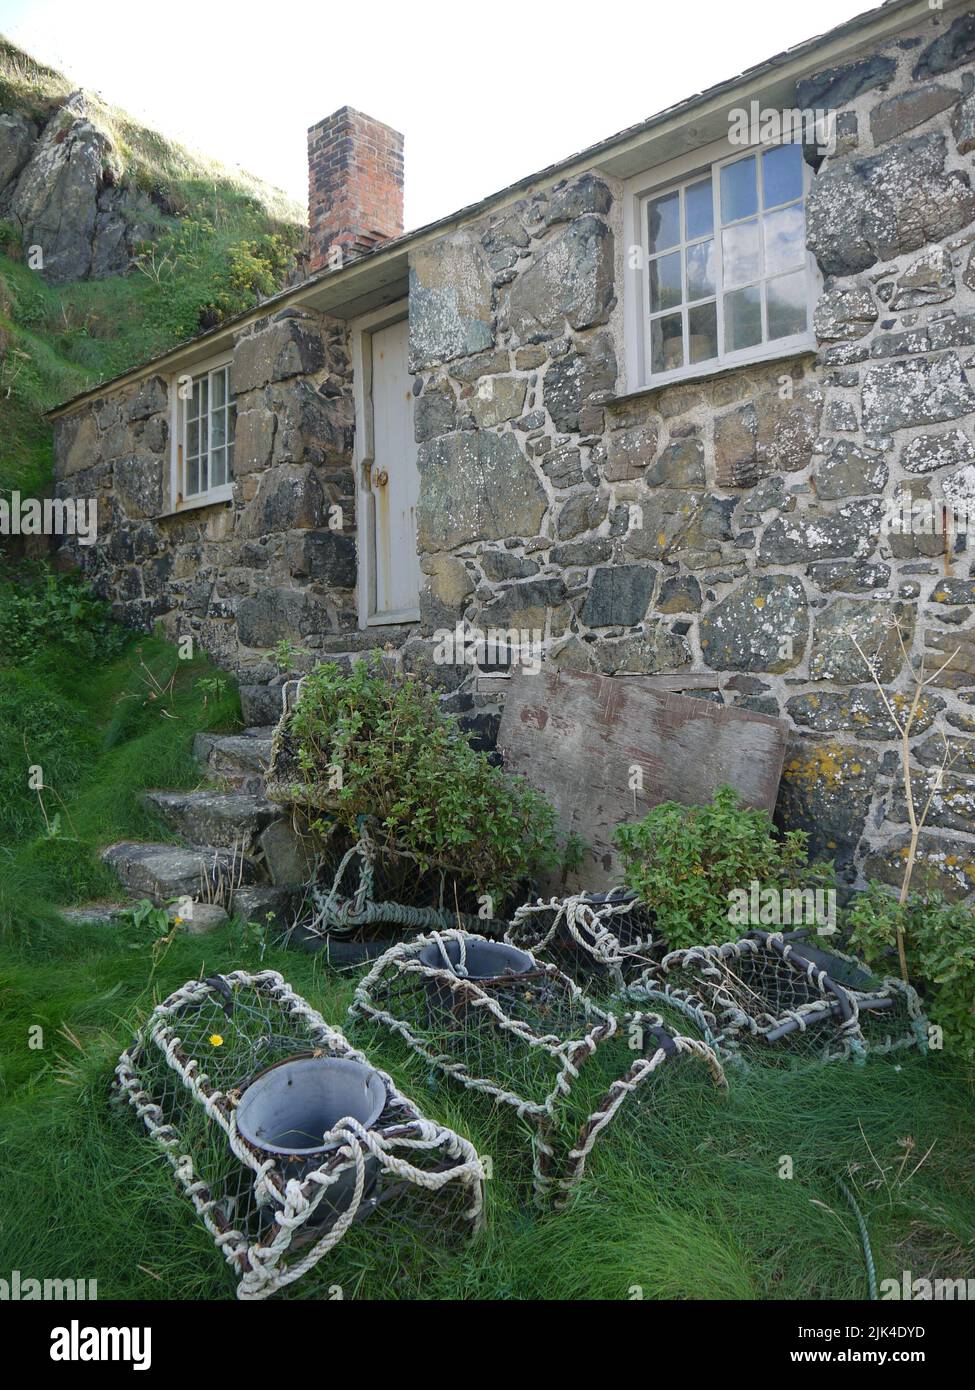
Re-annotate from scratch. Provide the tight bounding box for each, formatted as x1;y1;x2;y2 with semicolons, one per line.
282;658;560;905
0;566;130;669
845;882;975;1064
614;785;831;951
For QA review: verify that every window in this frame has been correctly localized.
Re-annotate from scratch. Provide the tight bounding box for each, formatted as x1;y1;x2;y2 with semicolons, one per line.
175;359;236;505
637;142;813;386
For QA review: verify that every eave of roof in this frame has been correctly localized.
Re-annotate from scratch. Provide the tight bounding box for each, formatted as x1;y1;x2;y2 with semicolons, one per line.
47;0;936;420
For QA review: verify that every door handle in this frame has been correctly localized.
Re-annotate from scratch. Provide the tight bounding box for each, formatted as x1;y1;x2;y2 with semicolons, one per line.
374;469;389;488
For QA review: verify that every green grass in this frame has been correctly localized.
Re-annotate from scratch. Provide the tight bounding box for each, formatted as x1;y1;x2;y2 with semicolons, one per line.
0;570;242;936
0;923;971;1300
0;576;972;1301
0;34;305;500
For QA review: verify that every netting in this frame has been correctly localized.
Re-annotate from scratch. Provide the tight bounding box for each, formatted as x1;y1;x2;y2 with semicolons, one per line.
114;970;484;1300
348;930;727;1201
628;930;928;1067
287;826;508;951
506;889;658;987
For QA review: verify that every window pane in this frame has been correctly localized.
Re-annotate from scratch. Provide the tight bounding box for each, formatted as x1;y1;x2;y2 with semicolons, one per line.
724;285;762;352
189;380;201;421
685;178;713;240
720;154;757;223
212;368;226;408
647;191;680;253
186;419;199;458
227;401;237;444
686;239;715;300
210;446;226;487
688;301;718;364
199;377;209;417
187;456;200;496
649;250;682;311
651;312;684;373
198;452;208;494
763;204;805;276
211;407;226;449
227;442;234;476
762;143;803;209
721;219;760;286
767;270;807;340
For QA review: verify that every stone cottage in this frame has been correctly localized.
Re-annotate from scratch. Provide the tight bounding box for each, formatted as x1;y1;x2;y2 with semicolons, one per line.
48;0;975;897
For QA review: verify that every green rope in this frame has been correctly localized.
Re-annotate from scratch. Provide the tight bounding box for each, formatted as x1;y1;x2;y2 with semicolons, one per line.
837;1175;877;1301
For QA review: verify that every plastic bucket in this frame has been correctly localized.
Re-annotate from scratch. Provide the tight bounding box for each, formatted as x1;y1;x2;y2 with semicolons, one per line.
418;936;536;1028
236;1055;386;1227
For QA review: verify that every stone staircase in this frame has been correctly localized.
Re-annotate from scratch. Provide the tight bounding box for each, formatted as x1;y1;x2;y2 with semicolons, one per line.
68;720;309;934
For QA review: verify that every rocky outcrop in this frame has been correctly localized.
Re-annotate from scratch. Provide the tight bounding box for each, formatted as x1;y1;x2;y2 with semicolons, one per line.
0;90;156;282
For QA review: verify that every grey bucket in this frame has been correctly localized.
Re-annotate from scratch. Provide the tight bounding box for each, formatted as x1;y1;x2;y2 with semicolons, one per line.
417;936;536;1026
235;1055;387;1228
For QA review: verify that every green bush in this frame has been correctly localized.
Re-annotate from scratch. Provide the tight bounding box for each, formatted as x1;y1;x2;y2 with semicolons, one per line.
845;882;975;1064
283;657;560;905
614;785;831;951
0;565;129;668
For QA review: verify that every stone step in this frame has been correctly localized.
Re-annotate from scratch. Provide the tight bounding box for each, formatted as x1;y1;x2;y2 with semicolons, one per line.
60;903;132;926
142;790;281;850
193;726;275;793
101;841;259;905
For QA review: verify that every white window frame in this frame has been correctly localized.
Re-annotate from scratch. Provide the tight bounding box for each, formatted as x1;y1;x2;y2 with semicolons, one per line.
168;352;235;512
623;135;818;394
350;300;420;628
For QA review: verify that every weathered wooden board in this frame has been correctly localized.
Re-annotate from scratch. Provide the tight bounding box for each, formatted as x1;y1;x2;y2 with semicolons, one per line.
498;667;789;892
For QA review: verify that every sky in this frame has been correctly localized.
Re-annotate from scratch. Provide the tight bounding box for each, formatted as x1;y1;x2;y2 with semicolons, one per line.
0;0;879;230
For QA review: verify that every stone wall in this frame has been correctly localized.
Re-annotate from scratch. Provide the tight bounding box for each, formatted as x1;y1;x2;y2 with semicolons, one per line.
406;9;975;898
51;7;975;897
52;306;358;708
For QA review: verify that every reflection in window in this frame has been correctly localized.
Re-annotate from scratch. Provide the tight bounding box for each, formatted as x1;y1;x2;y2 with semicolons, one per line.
640;143;810;383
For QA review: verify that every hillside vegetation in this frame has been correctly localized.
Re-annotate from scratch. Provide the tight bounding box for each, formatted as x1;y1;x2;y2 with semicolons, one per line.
0;37;306;499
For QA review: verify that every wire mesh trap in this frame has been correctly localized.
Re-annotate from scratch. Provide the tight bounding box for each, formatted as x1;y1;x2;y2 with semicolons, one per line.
631;930;928;1067
348;930;727;1201
506;888;658;988
286;826;510;959
114;970;484;1300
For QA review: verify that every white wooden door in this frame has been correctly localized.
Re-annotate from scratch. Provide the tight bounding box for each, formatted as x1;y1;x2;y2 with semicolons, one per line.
369;318;420;621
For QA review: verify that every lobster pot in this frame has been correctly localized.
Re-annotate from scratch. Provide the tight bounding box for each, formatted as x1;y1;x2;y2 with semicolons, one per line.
506;889;657;987
349;931;727;1202
639;930;927;1067
286;827;510;962
114;971;484;1300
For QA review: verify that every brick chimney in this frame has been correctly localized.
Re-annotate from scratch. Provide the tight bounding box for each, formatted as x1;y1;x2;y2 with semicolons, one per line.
307;107;404;272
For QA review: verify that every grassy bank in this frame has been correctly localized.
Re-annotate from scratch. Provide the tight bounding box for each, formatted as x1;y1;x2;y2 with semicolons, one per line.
0;35;305;499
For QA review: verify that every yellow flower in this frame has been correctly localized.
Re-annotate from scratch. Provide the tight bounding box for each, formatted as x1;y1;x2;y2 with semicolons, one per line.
174;916;184;926
209;1034;224;1047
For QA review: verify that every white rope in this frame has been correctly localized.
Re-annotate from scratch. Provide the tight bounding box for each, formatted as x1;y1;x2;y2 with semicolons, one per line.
349;930;725;1201
115;969;485;1300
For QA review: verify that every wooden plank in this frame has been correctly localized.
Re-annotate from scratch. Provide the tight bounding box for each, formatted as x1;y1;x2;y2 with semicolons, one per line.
499;667;789;892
